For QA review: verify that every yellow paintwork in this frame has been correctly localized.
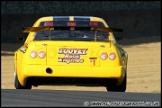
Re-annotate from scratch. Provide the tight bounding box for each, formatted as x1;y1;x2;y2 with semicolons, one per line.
14;16;128;86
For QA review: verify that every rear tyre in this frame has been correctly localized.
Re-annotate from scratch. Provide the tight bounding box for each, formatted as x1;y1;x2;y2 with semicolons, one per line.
106;73;126;92
14;72;32;89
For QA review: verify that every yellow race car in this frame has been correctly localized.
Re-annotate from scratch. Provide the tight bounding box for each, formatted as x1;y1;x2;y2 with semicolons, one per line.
14;16;128;92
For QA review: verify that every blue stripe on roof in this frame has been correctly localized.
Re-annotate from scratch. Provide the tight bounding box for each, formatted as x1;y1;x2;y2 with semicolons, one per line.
53;16;69;21
74;16;90;21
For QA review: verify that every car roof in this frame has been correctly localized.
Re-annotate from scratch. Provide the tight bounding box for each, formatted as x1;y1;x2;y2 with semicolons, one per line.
32;16;108;27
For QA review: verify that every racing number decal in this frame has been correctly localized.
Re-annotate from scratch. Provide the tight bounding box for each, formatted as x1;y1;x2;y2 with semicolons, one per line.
58;48;88;64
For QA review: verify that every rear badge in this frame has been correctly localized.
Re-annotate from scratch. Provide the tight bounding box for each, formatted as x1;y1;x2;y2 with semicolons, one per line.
42;43;47;46
100;45;105;48
58;48;88;64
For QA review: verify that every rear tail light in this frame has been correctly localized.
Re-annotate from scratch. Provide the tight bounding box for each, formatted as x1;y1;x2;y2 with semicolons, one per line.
30;51;37;58
38;51;46;58
109;53;116;60
100;52;108;60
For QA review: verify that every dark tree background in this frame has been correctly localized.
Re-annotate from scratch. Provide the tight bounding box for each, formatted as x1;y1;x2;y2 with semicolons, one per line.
1;1;161;45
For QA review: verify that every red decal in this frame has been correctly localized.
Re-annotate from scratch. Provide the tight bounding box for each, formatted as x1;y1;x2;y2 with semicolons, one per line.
93;59;96;66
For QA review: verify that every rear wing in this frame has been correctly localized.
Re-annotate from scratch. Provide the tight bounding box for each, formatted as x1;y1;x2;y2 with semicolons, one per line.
22;26;123;33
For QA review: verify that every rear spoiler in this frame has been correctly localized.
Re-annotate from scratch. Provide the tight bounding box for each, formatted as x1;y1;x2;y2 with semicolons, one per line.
22;26;123;33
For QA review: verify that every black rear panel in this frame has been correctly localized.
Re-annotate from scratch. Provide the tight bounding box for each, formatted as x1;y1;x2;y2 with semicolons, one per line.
27;77;117;86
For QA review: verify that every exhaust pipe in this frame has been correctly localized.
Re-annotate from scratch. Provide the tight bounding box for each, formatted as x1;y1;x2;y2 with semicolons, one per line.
46;68;53;74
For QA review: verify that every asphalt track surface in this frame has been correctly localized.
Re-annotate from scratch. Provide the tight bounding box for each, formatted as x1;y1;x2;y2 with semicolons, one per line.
1;89;161;107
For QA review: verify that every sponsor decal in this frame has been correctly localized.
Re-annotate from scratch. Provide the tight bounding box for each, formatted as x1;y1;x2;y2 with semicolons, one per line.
58;48;88;64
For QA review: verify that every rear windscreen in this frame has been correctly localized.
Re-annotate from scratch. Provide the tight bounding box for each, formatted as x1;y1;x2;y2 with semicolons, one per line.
34;30;109;41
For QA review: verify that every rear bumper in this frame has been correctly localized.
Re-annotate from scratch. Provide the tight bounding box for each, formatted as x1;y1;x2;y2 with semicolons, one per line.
16;64;125;85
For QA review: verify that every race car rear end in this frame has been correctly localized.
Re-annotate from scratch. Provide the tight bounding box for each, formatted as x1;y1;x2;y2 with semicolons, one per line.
14;16;128;92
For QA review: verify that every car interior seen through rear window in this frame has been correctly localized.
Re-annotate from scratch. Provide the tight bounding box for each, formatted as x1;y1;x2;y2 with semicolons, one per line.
34;30;109;41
